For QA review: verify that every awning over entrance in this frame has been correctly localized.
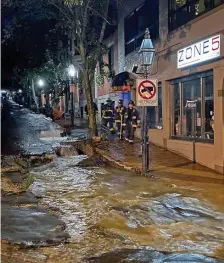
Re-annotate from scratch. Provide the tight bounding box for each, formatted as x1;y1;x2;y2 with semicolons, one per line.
111;71;138;92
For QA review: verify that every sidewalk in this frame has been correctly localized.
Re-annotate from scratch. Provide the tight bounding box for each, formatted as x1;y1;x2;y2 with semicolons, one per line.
55;117;223;181
55;117;102;138
55;117;89;128
95;140;224;182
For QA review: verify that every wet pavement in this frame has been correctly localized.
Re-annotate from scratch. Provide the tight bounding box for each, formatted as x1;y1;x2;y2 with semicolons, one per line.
2;192;69;246
1;101;63;155
1;101;224;263
1;101;72;249
96;140;224;183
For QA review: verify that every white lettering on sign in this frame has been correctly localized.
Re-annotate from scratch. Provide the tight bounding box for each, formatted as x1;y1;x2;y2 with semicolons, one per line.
177;35;220;69
185;100;197;109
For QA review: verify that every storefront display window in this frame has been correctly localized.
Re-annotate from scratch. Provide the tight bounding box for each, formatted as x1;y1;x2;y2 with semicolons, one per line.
182;79;201;138
204;75;214;139
171;71;214;142
173;83;180;135
148;82;163;129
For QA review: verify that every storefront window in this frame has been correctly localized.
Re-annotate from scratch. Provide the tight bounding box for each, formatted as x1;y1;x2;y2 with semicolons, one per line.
173;83;180;135
182;79;201;137
171;71;214;142
148;82;163;129
204;76;214;139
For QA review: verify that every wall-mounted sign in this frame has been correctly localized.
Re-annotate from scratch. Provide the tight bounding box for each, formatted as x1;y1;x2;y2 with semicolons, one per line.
111;85;131;92
136;79;158;107
177;35;220;69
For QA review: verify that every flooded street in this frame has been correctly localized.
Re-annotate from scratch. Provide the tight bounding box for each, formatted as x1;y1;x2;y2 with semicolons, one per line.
2;102;224;263
3;156;224;262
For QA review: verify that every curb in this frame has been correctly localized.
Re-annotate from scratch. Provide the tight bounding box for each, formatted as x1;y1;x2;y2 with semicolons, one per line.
95;148;143;175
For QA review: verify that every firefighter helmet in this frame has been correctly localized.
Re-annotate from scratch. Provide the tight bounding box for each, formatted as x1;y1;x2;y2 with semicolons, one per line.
106;98;112;103
128;100;135;105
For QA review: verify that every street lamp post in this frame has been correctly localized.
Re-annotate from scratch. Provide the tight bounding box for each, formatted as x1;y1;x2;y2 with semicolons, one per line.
68;64;78;128
64;81;69;114
37;78;46;110
138;28;156;175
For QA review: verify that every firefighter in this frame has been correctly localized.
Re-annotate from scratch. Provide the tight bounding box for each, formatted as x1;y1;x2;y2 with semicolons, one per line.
115;99;126;139
123;100;140;143
102;98;115;133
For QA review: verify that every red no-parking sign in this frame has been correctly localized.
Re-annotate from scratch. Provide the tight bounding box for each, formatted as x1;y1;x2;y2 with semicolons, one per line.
136;79;158;107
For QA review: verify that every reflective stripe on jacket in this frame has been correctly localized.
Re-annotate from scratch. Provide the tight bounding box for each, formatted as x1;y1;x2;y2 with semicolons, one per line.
123;107;140;127
114;106;126;123
102;104;114;120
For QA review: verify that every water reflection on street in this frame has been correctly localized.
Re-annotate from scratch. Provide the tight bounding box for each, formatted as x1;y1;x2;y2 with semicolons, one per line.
7;155;221;262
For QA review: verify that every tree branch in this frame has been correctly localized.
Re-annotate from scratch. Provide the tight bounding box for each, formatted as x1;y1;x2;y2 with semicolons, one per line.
48;0;74;24
88;6;113;26
81;0;91;41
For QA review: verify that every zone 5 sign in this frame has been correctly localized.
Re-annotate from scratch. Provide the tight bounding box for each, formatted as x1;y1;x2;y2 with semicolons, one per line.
177;35;220;69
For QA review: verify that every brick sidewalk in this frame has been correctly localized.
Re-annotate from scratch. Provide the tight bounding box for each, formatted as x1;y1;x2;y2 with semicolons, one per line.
55;117;223;181
96;140;224;182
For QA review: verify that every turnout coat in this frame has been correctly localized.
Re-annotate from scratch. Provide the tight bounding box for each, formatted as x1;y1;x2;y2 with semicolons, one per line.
114;106;126;123
123;107;140;128
102;104;114;121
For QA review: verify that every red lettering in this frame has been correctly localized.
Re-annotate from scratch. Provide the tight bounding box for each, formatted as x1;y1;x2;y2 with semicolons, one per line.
212;36;220;51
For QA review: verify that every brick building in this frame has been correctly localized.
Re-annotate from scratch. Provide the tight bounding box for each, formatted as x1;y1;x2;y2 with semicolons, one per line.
97;0;224;173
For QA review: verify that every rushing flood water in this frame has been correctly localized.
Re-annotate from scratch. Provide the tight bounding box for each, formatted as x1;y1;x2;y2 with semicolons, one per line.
2;155;224;262
2;102;224;262
6;155;219;262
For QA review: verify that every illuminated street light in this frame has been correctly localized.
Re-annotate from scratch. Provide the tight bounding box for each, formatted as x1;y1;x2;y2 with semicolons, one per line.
18;89;23;93
68;64;78;78
38;79;44;87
